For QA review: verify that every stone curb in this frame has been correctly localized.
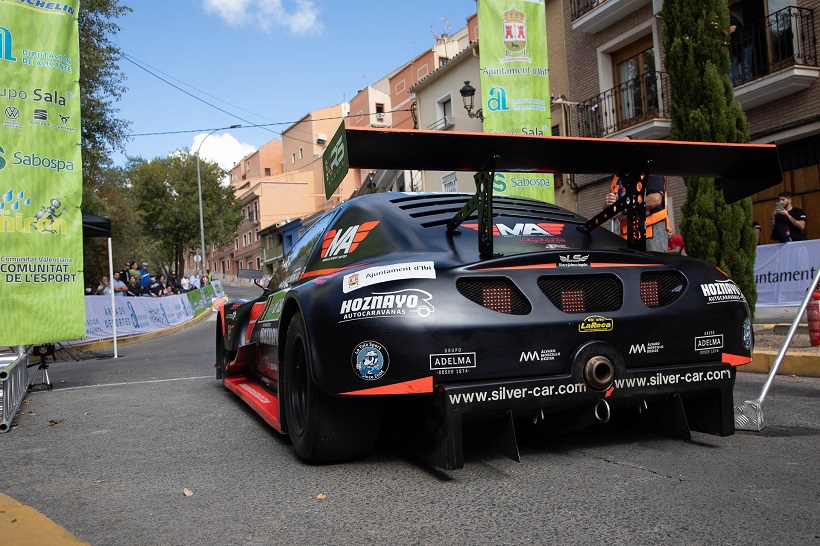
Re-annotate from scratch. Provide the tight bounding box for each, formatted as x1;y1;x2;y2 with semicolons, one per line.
741;350;820;377
0;493;88;545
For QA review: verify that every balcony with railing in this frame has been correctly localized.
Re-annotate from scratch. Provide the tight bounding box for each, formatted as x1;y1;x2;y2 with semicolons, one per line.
571;0;651;33
575;71;671;139
427;115;455;130
731;6;818;109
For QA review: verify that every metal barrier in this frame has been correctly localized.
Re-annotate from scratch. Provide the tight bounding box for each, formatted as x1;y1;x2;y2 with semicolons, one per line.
0;347;29;433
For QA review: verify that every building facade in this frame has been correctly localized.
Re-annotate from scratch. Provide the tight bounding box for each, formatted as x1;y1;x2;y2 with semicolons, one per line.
564;0;819;239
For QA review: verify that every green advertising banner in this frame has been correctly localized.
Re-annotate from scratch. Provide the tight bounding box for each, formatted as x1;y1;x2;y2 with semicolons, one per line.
478;0;554;202
0;0;85;345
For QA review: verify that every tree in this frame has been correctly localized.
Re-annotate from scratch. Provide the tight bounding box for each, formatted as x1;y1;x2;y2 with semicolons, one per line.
663;0;758;314
78;0;131;186
126;153;243;275
78;1;132;283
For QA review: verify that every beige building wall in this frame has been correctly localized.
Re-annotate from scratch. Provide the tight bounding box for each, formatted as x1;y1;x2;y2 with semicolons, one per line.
229;138;283;192
348;85;392;128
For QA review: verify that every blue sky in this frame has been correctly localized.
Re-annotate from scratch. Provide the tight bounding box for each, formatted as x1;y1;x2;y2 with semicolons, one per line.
113;0;477;170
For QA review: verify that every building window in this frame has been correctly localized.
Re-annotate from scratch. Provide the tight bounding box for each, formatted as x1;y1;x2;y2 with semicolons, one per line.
375;103;385;114
292;152;296;164
264;167;271;176
299;147;303;160
255;228;259;242
254;201;259;219
430;95;454;130
256;257;262;269
442;172;457;193
234;238;238;250
612;35;658;127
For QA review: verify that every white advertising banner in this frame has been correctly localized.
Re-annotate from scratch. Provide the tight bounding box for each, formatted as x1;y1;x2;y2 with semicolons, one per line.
80;293;194;342
754;240;820;307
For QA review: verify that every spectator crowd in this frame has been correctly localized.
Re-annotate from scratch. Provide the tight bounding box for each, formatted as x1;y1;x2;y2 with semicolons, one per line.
90;261;214;298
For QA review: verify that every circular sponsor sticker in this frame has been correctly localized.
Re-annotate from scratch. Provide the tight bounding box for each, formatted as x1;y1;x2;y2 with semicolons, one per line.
352;340;389;381
742;317;752;350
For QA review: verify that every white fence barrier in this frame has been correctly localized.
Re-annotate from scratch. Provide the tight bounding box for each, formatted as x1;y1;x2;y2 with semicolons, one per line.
755;240;820;307
0;350;28;433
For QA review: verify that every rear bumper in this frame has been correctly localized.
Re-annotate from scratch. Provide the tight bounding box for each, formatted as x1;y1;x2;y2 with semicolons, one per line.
440;361;734;416
428;360;735;470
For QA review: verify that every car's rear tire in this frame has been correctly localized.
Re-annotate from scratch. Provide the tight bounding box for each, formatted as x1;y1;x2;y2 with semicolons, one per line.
283;312;380;463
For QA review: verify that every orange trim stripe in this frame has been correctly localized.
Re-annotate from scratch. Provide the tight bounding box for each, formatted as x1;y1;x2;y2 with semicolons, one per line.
723;353;752;366
341;376;433;396
590;263;664;268
476;263;664;271
477;264;557;271
300;263;364;281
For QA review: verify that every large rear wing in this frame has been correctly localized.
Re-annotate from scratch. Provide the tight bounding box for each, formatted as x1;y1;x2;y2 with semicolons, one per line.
322;123;782;254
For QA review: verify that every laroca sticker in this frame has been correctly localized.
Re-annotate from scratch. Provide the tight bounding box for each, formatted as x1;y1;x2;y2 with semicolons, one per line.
579;316;613;333
352;341;389;381
343;261;436;293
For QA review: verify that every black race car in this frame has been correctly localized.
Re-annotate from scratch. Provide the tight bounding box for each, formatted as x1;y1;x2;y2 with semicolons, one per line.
216;125;781;469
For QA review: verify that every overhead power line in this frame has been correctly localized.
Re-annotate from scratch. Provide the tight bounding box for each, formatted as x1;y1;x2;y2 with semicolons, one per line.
122;54;277;134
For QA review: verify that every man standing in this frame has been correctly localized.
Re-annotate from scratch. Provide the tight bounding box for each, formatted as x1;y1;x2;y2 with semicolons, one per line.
769;191;807;242
167;272;181;294
605;174;669;252
112;271;128;297
139;262;151;290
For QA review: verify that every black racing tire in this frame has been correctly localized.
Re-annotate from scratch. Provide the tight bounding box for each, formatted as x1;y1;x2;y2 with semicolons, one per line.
215;319;236;386
283;312;380;463
217;341;236;384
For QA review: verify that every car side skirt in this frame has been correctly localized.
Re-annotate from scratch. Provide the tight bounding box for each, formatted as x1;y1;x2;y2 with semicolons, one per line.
224;377;283;433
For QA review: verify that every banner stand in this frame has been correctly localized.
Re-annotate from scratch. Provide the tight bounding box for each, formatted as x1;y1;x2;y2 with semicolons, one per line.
735;264;820;431
107;237;118;358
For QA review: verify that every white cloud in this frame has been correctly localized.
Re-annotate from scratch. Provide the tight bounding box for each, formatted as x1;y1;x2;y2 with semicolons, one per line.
204;0;322;34
192;132;256;173
203;0;251;26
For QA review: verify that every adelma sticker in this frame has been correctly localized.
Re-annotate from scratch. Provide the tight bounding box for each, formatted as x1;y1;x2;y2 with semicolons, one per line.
343;261;436;293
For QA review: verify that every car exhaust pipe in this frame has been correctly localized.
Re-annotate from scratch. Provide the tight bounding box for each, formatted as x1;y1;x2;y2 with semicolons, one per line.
583;355;615;390
594;399;611;424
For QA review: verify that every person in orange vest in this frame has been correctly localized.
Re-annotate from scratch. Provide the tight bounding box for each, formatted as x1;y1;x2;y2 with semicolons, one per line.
605;174;670;252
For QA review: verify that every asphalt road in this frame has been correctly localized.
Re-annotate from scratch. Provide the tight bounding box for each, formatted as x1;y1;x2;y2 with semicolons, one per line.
2;287;819;545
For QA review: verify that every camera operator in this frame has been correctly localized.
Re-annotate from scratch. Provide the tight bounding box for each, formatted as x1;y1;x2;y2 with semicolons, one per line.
769;191;807;243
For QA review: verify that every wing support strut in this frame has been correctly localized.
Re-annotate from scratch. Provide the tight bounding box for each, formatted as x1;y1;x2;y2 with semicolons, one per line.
447;156;499;259
579;162;651;252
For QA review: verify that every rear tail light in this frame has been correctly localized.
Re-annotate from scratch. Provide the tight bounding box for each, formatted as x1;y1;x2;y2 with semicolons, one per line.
538;275;622;313
640;272;687;308
456;278;531;315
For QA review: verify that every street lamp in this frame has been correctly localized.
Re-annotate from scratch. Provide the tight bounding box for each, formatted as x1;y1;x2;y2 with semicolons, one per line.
459;80;484;121
196;124;240;274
